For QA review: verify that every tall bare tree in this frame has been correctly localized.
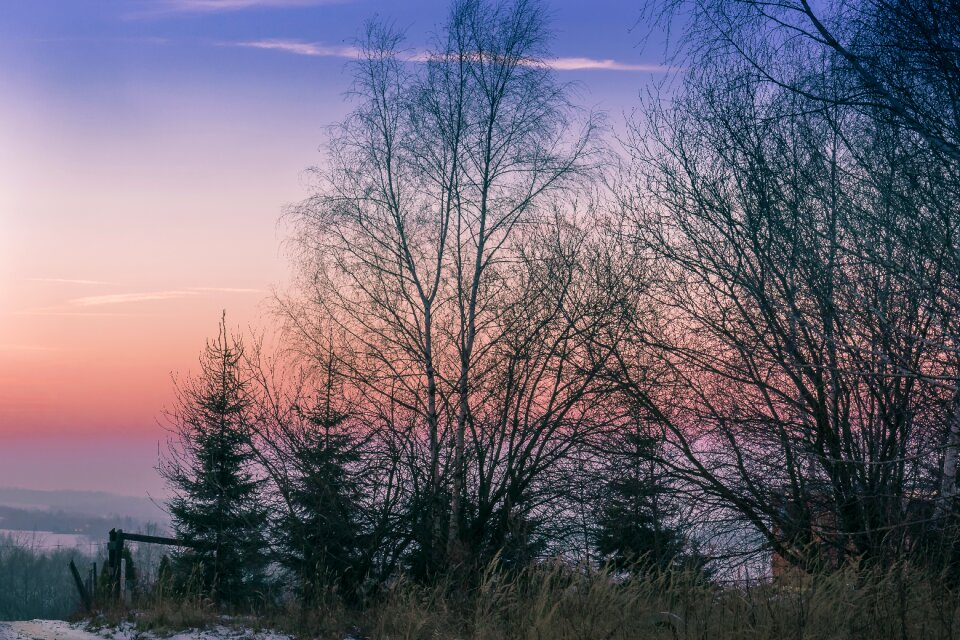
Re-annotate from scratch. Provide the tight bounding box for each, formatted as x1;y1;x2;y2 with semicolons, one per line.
280;0;600;572
609;36;958;566
646;0;960;532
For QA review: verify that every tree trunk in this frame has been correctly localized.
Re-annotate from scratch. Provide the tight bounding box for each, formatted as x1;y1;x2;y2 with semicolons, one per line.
937;386;960;518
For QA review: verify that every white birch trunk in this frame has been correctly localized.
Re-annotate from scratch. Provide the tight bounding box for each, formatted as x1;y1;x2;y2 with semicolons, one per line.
937;387;960;518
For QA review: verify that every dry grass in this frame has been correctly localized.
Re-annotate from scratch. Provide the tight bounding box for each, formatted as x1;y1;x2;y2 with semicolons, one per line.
369;563;960;640
86;596;221;635
97;562;960;640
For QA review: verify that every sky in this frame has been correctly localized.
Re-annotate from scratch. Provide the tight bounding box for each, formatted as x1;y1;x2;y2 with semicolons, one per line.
0;0;670;498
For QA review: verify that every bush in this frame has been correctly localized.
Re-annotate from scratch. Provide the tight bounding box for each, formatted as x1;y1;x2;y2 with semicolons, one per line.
0;534;92;621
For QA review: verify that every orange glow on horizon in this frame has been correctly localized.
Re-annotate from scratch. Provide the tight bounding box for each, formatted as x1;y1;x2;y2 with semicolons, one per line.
0;294;271;438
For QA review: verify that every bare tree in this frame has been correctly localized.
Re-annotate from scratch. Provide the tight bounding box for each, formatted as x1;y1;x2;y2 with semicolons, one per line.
608;40;957;567
280;0;600;572
649;0;960;162
646;0;960;531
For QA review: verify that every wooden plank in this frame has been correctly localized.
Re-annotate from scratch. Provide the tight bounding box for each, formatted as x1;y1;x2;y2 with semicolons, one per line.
69;559;92;612
119;532;208;548
104;527;211;604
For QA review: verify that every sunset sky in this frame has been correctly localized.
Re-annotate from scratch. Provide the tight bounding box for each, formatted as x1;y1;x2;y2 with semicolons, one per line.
0;0;668;497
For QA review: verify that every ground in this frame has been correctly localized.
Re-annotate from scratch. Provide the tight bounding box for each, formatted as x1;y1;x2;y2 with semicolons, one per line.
0;622;294;640
0;621;100;640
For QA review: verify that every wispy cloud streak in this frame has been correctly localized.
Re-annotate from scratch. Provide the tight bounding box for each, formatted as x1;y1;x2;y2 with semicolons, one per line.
189;287;264;293
66;287;262;307
233;39;361;58
232;39;673;73
162;0;344;12
549;57;675;72
69;291;199;307
30;278;112;286
7;310;138;317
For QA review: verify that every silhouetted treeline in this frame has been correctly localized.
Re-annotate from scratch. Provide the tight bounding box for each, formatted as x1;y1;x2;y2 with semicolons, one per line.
158;0;960;609
0;506;152;537
0;535;89;620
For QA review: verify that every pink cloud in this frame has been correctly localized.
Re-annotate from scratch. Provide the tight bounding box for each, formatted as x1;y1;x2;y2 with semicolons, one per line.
66;287;261;307
163;0;345;12
234;39;361;58
69;291;199;306
233;39;673;73
548;57;675;73
189;287;263;293
29;277;112;286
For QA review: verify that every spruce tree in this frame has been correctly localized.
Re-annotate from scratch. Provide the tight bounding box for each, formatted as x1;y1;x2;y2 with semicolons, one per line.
594;430;687;574
162;313;268;607
277;394;363;601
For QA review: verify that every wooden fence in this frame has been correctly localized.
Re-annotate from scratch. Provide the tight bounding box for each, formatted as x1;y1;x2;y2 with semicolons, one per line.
70;528;206;610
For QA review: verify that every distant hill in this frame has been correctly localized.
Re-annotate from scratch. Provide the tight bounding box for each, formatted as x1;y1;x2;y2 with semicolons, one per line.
0;487;169;535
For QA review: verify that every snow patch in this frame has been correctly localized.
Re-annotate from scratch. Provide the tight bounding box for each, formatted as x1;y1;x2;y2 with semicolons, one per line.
2;620;359;640
80;623;295;640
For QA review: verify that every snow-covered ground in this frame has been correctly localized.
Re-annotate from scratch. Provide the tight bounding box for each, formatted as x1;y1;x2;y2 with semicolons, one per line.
0;621;297;640
0;620;103;640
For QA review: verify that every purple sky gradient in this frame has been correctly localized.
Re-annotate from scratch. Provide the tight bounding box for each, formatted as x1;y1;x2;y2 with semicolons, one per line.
0;0;675;498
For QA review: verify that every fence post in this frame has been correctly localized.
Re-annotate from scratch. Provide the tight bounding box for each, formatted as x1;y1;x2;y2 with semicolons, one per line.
108;528;126;601
104;528;207;605
108;529;118;597
120;557;131;606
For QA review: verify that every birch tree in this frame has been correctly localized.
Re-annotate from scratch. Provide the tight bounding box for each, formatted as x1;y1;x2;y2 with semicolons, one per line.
649;0;960;530
281;0;599;572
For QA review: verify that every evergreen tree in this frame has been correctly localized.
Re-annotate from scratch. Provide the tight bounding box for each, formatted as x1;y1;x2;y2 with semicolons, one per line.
277;400;364;601
594;429;687;574
162;313;268;607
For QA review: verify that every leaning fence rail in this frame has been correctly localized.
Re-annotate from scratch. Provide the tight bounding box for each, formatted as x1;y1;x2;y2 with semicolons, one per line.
100;528;207;605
